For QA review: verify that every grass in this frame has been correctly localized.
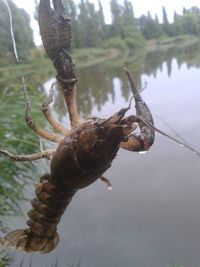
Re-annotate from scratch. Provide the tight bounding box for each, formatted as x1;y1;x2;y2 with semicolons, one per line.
73;48;120;68
1;34;200;74
147;34;200;52
158;34;198;45
0;47;121;85
1;34;199;81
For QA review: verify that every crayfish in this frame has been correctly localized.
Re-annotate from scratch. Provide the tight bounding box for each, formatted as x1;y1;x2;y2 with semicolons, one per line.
0;0;155;253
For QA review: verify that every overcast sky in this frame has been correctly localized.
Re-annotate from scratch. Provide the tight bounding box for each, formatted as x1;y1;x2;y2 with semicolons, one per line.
12;0;200;45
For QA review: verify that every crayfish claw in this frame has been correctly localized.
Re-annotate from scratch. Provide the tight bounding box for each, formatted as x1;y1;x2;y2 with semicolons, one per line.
53;0;63;11
120;68;155;152
39;0;52;16
39;0;72;62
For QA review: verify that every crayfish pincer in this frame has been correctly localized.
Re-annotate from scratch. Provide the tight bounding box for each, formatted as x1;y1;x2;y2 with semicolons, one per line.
0;0;155;253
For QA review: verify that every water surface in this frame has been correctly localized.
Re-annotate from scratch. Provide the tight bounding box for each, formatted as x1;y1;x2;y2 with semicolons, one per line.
1;43;200;267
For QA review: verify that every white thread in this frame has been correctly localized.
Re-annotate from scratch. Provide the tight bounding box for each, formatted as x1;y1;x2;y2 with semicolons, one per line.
2;0;19;63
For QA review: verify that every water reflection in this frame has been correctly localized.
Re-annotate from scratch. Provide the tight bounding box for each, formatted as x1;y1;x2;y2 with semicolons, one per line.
0;41;200;267
144;41;200;78
74;41;200;116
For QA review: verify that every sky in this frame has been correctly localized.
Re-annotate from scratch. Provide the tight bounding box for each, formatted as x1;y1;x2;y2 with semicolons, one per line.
12;0;200;46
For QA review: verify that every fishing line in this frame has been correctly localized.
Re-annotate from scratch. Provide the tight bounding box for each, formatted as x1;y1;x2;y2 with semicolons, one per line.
1;0;43;150
139;116;200;158
2;0;27;86
2;0;19;63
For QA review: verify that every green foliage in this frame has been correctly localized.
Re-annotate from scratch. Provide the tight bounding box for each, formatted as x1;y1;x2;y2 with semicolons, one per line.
63;0;103;48
103;37;127;51
97;0;106;39
174;13;200;36
123;27;146;50
2;0;200;66
110;0;123;37
109;0;137;40
123;0;135;26
162;6;169;24
163;6;200;37
139;15;163;39
0;85;46;230
0;0;34;64
34;1;200;55
73;48;111;60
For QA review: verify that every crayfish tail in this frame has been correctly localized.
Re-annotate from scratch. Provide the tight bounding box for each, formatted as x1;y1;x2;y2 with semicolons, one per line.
1;175;76;254
1;229;59;253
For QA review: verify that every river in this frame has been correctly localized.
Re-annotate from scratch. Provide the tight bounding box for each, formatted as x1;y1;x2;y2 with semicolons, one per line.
1;43;200;267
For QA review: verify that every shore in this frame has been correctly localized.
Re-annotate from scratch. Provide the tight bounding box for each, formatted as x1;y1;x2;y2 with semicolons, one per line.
1;35;200;84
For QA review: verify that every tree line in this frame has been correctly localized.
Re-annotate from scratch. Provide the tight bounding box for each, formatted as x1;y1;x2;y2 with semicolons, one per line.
64;0;200;50
1;0;200;63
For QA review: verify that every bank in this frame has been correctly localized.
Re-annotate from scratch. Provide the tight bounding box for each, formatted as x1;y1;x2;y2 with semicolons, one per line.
0;35;200;85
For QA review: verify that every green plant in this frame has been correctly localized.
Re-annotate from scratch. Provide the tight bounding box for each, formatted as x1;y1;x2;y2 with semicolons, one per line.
103;37;128;51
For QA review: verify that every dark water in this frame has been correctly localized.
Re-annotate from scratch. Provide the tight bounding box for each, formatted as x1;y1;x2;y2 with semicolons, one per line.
1;43;200;267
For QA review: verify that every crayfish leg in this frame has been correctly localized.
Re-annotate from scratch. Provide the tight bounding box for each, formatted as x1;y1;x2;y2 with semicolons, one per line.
100;176;113;191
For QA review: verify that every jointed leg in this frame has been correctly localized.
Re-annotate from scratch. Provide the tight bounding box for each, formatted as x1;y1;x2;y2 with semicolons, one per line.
58;81;80;129
22;87;63;143
0;149;56;162
42;83;70;136
100;176;112;190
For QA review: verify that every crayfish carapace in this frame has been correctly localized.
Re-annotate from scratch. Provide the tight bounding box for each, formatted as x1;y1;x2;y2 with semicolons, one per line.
0;0;155;253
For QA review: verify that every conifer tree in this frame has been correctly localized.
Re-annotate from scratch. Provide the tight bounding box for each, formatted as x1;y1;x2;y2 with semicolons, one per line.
97;0;106;39
122;0;135;27
162;6;169;24
110;0;123;37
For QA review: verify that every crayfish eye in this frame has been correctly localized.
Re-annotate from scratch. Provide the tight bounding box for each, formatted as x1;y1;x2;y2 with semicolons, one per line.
121;136;129;142
96;126;105;136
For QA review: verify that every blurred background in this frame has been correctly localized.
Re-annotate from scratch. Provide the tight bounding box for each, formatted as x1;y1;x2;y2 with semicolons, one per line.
0;0;200;266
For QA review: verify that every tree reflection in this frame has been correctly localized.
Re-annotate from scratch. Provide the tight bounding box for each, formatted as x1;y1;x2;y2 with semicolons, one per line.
73;41;200;116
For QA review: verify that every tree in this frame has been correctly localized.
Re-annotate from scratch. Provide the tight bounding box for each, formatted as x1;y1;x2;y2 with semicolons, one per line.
162;6;169;24
173;10;178;22
139;14;163;39
162;6;173;36
174;13;200;36
184;6;200;23
86;1;101;46
155;14;159;24
110;0;123;37
63;0;79;48
77;0;101;48
98;0;105;32
122;0;135;27
183;7;187;15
